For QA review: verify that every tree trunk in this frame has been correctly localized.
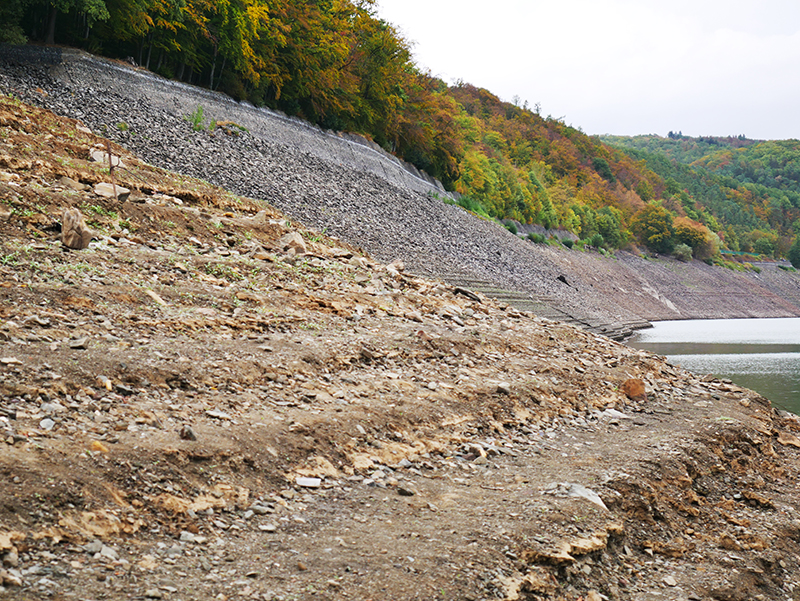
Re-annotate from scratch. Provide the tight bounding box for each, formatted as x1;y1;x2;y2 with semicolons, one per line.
145;34;153;70
45;5;58;45
177;61;185;81
208;45;218;88
214;56;226;91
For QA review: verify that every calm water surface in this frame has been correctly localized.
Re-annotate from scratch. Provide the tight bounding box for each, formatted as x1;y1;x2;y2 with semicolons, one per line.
628;317;800;414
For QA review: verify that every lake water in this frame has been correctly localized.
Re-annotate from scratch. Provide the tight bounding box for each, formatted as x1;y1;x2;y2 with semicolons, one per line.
628;317;800;414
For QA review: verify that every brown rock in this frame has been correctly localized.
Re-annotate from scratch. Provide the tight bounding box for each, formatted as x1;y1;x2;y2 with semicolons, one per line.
58;176;86;191
718;533;741;551
61;208;92;250
94;182;131;200
621;378;647;401
277;232;307;255
777;431;800;448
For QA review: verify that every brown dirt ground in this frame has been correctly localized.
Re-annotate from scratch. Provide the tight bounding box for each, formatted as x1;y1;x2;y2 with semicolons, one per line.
3;94;800;601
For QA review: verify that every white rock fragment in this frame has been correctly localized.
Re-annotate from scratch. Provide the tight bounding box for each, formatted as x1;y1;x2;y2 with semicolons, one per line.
542;482;608;511
296;477;322;488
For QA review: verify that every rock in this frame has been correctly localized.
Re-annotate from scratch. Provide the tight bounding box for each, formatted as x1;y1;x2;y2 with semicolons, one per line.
777;431;800;448
90;149;125;168
296;477;321;488
69;337;90;349
258;524;278;533
144;588;163;599
387;258;405;272
91;440;109;454
61;208;92;250
179;531;196;543
521;542;575;565
397;486;416;497
144;289;168;306
277;232;307;254
165;544;183;556
58;176;86;191
542;482;608;511
179;425;196;440
569;536;607;555
205;409;232;420
94;182;131;200
2;550;18;568
0;568;23;587
620;378;647;402
600;408;632;420
663;575;677;587
39;418;55;431
497;382;511;395
114;384;135;395
99;545;118;560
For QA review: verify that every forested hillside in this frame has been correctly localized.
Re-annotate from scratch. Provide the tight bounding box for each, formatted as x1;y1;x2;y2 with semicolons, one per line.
4;0;800;262
604;134;800;259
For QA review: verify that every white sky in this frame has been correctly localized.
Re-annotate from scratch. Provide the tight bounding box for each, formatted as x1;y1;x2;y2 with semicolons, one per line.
376;0;800;140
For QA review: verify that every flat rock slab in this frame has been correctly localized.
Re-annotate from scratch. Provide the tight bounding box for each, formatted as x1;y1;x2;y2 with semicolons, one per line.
94;182;130;200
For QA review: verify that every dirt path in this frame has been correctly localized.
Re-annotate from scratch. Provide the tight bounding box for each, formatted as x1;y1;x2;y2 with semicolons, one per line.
2;93;800;601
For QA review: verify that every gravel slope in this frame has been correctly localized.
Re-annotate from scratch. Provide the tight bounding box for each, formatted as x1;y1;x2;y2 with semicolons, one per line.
2;45;800;331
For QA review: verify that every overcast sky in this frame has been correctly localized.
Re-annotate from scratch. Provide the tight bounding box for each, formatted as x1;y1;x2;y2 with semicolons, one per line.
376;0;800;140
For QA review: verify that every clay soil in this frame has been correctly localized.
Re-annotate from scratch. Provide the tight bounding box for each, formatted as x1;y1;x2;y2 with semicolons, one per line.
3;95;800;601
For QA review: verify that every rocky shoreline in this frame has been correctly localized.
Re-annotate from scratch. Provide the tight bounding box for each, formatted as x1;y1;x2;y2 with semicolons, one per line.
2;59;800;601
2;46;800;339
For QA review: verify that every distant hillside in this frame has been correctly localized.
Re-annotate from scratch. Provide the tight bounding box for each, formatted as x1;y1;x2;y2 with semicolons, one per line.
600;133;759;165
603;134;800;257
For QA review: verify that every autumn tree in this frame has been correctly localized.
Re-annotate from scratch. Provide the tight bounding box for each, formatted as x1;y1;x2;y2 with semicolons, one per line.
631;204;675;253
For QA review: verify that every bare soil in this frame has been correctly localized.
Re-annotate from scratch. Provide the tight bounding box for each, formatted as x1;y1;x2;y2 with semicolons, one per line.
3;95;800;601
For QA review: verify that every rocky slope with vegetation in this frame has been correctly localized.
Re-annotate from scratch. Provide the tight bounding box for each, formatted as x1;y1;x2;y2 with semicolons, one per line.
5;0;800;263
4;73;800;601
3;47;800;338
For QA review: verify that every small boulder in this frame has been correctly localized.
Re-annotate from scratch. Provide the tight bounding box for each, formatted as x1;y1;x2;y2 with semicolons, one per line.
89;150;125;169
61;208;92;250
94;182;130;200
277;232;307;255
58;176;86;191
621;378;647;401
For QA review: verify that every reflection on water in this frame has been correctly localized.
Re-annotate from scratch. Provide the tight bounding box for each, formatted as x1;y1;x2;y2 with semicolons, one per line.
628;318;800;414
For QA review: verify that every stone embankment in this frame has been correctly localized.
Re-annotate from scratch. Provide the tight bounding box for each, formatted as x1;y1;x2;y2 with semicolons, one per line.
3;46;800;337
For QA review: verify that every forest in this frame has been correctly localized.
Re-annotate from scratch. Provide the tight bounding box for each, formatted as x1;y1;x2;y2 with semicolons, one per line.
3;0;800;264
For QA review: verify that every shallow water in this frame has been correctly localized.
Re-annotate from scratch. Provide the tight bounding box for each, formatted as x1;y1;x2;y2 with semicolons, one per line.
628;317;800;414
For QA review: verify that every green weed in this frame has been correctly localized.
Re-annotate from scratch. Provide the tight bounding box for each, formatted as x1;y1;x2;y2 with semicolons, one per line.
186;106;207;132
